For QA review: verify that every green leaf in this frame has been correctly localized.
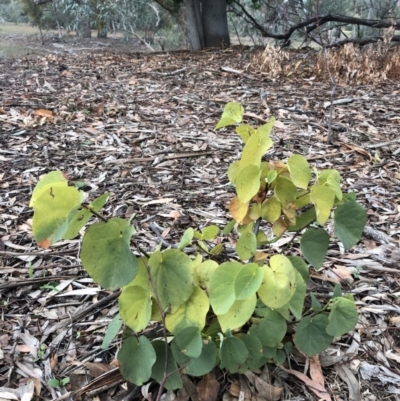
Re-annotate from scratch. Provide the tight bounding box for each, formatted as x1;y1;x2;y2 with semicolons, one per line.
288;207;316;232
343;192;357;202
274;177;298;207
47;379;61;388
171;339;217;377
257;255;297;309
266;170;278;184
223;219;236;236
311;186;335;225
249;308;286;347
288;271;307;320
32;185;84;248
149;249;193;313
118;336;156;386
217;294;257;332
151;341;182;390
236;165;261;203
165;286;209;334
326;297;358;337
287;256;309;283
178;227;194;250
119;286;151;332
209;262;242;315
333;284;342;298
275;349;286;365
200;225;219;240
294;315;334;356
234;263;264;299
236;231;257;261
236;124;255;143
220;336;248;373
300;228;329;270
174;327;203;358
123;257;150;291
215;102;244;129
63;193;110;240
310;293;322;312
101;314;122;350
274;304;290;320
334;201;367;249
59;377;70;386
318;169;342;200
30;170;68;207
287;155;311;189
240;334;263;371
81;218;138;289
261;197;281;223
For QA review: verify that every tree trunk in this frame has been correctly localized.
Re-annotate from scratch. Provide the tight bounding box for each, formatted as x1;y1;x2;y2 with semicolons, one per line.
78;0;91;38
153;0;230;50
80;15;91;38
201;0;230;47
185;0;204;51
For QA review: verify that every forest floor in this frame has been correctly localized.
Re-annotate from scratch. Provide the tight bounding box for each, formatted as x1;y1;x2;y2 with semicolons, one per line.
1;36;400;401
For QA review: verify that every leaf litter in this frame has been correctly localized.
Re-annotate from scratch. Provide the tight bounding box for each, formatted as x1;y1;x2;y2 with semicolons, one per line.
0;46;399;401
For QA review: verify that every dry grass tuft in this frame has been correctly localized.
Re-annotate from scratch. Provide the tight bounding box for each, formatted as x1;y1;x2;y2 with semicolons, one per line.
249;45;292;78
249;28;400;84
314;42;400;84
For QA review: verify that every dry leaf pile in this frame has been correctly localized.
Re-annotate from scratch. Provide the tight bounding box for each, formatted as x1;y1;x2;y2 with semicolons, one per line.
0;46;400;401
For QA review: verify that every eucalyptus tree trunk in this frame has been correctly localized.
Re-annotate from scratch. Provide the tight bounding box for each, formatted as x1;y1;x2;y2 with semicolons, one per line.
202;0;230;47
153;0;230;50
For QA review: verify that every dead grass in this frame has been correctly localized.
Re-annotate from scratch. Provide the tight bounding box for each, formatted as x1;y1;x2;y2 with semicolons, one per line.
315;42;400;84
248;30;400;84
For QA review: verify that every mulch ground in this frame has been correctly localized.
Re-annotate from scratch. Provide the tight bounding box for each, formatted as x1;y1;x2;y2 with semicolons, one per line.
1;45;400;401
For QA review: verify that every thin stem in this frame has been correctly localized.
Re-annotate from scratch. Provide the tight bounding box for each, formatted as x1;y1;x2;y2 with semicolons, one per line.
81;203;108;222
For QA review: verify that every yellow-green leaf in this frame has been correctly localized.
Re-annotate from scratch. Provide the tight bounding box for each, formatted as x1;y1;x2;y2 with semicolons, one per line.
258;255;297;309
228;161;241;183
256;117;275;138
311;186;335;225
215;102;244;129
261;197;281;223
274;177;297;207
287;155;311;189
318;170;342;200
32;185;84;248
166;286;209;334
240;132;273;169
30;170;68;207
217;294;257;332
236;124;255;143
209;261;242;315
119;286;151;332
196;260;218;289
236;165;261;204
